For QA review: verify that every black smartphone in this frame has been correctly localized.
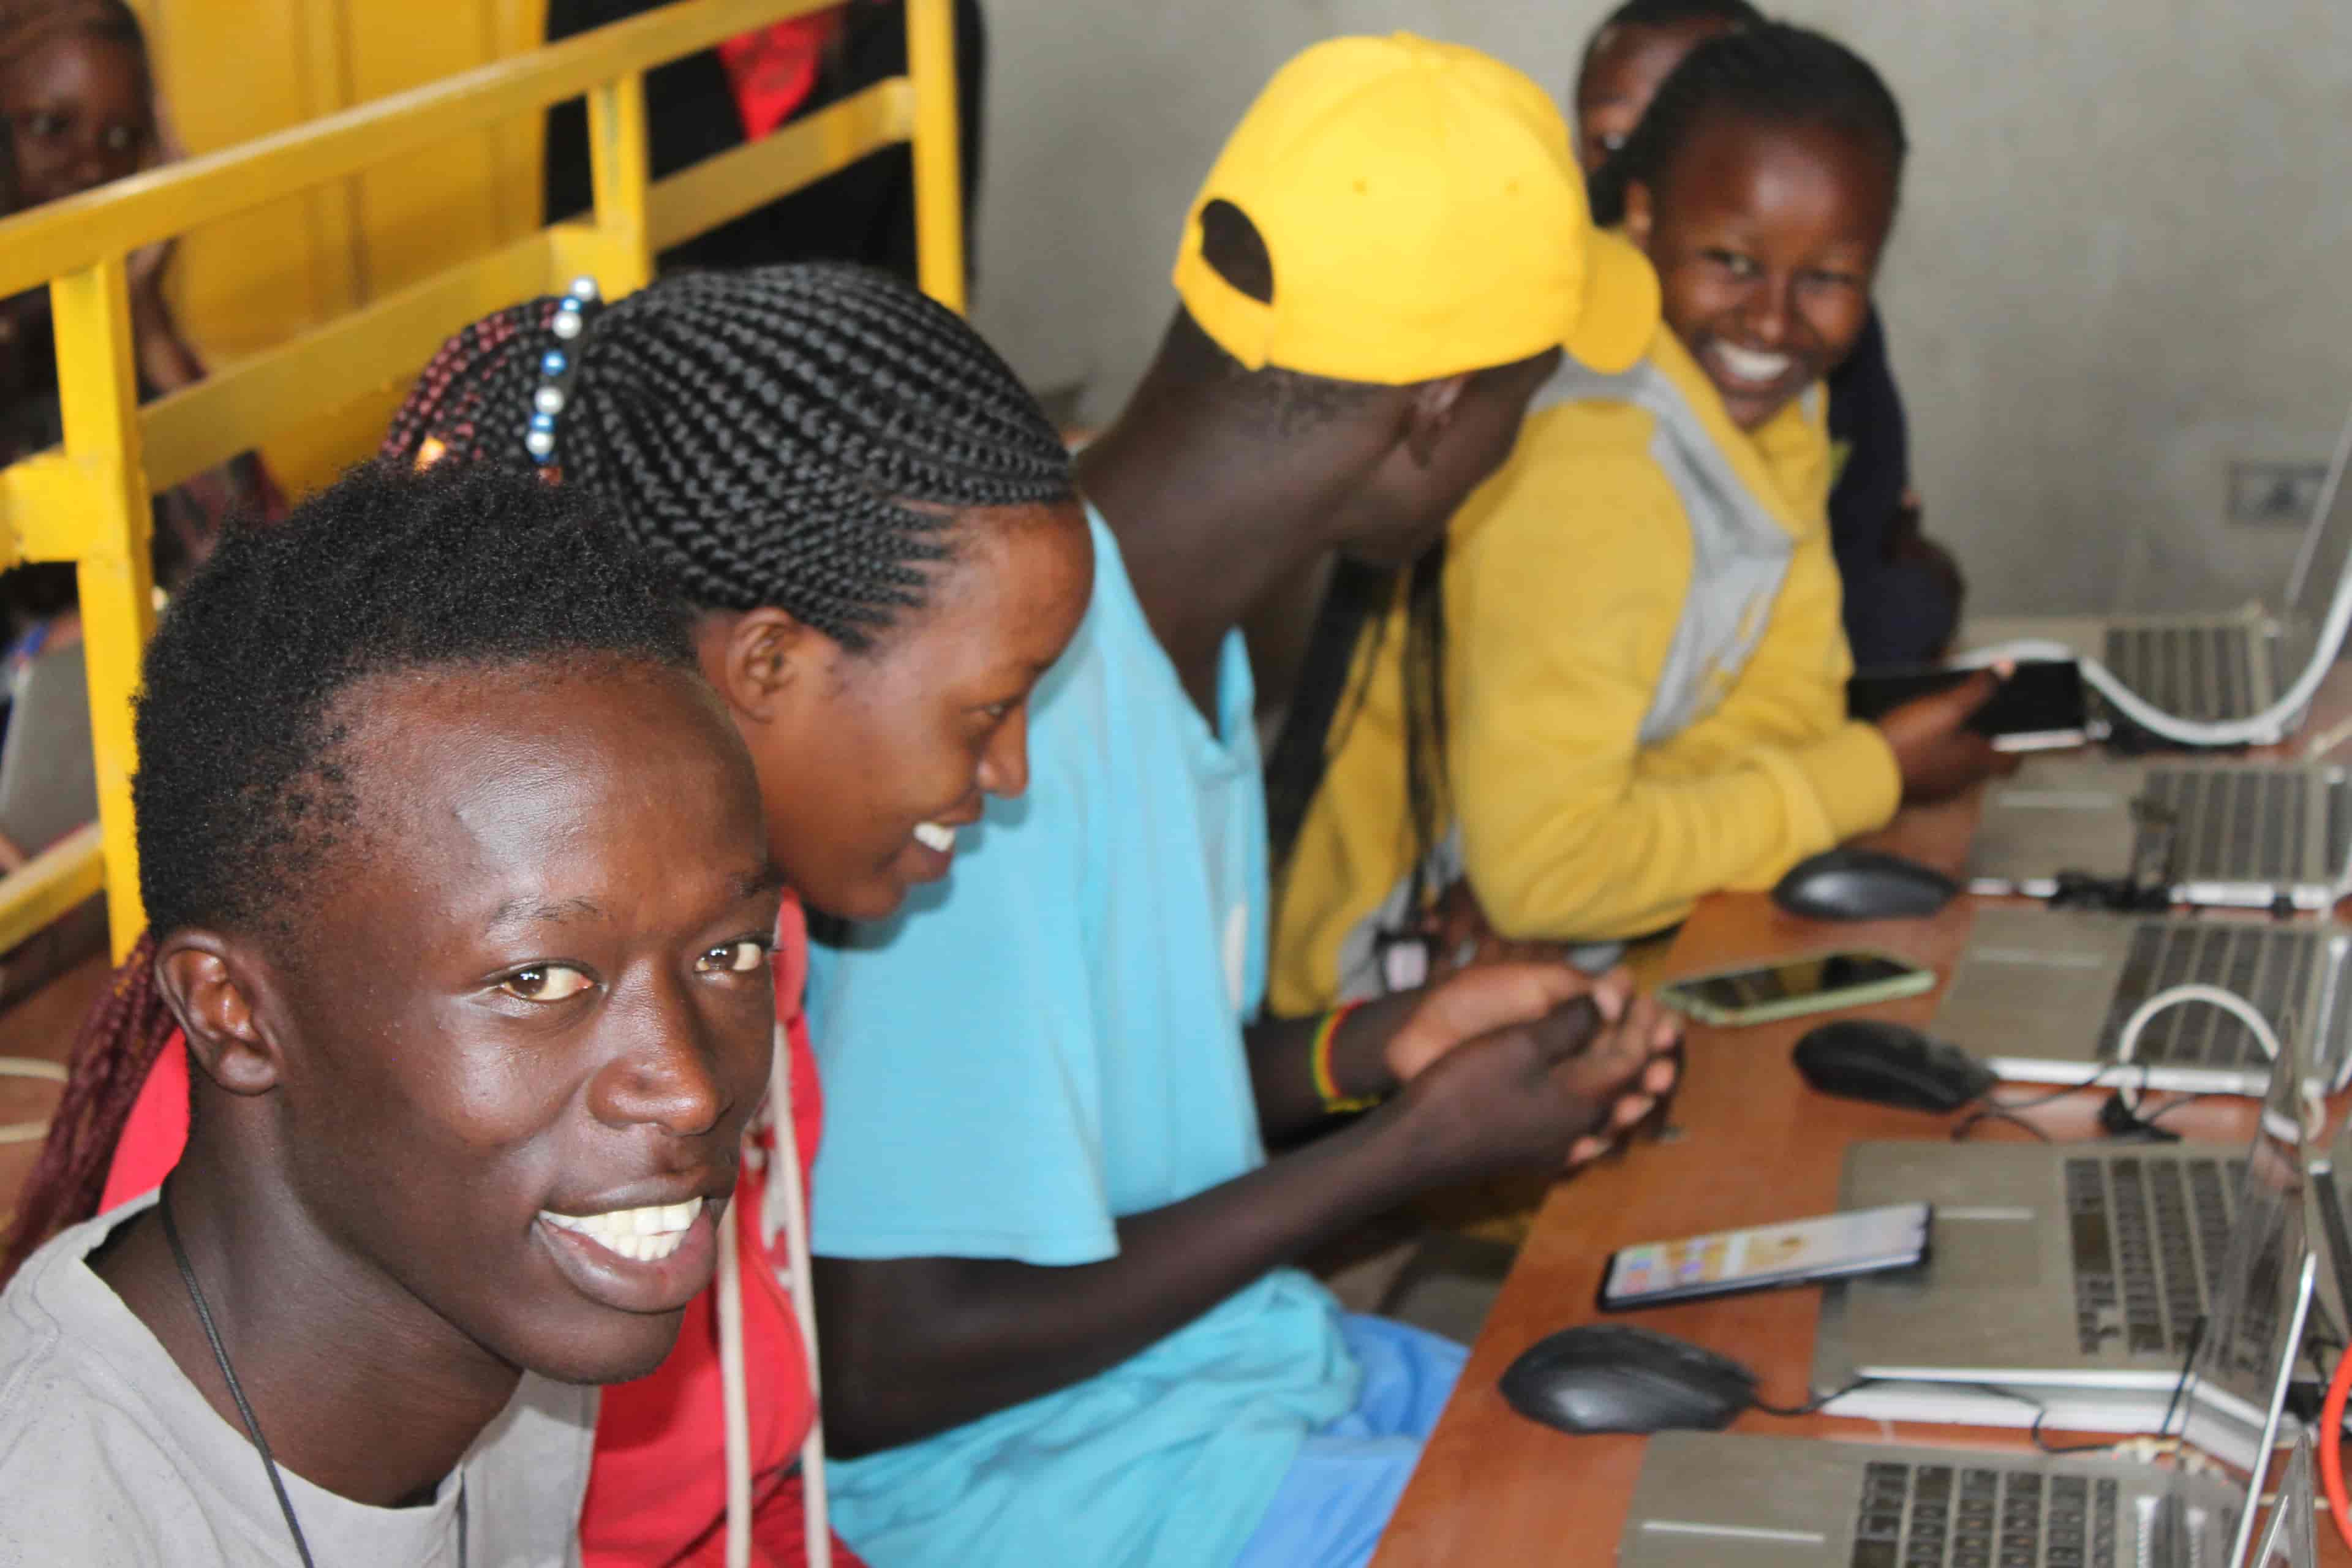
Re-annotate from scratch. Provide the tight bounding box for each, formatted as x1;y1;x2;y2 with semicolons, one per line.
1596;1201;1934;1311
1847;660;2090;752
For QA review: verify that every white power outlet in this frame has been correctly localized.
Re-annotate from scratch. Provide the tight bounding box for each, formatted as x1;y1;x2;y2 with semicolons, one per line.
2229;459;2331;525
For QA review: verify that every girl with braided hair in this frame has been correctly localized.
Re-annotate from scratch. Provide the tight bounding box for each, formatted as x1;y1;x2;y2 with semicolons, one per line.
1275;22;2011;1013
13;262;1095;1567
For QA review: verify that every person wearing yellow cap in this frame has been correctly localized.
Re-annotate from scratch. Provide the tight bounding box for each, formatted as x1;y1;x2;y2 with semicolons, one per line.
1270;23;2008;1017
802;34;1678;1568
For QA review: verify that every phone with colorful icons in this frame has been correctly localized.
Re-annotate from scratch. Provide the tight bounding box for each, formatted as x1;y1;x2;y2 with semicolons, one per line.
1596;1202;1933;1311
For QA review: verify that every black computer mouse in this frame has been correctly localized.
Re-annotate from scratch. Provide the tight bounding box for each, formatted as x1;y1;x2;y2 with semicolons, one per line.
1771;847;1958;922
1500;1324;1757;1436
1792;1017;1997;1112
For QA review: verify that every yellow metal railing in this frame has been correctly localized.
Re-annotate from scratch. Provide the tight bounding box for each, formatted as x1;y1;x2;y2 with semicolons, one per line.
0;0;965;961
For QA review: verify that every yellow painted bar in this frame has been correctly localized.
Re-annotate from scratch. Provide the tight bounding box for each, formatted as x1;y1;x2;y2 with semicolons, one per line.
0;827;104;958
142;231;561;495
647;79;911;254
583;71;655;297
0;0;845;302
49;260;156;957
905;0;967;312
0;454;84;568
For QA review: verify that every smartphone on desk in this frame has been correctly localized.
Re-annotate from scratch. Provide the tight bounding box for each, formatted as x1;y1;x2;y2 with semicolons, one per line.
1596;1201;1934;1311
1847;659;2090;752
1655;948;1936;1027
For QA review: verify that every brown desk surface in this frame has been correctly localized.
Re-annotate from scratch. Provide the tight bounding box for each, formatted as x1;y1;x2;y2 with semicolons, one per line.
1371;704;2352;1566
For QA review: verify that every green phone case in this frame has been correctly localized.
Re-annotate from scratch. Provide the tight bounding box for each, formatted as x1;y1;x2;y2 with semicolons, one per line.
1657;947;1937;1027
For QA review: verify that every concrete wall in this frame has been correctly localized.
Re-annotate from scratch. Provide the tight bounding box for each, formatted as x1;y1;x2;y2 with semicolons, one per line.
967;0;2352;614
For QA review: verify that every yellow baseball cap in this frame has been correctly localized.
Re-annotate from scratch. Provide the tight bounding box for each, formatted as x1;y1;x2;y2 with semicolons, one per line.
1172;33;1658;385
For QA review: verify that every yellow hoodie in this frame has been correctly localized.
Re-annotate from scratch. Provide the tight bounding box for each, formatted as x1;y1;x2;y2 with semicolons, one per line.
1271;326;1902;1015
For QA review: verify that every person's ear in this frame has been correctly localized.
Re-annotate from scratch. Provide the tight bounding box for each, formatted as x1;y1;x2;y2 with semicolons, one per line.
694;608;831;727
153;933;281;1098
1401;374;1473;468
1623;179;1657;253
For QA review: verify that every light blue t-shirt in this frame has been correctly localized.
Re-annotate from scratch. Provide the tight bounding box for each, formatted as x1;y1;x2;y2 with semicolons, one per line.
807;510;1361;1567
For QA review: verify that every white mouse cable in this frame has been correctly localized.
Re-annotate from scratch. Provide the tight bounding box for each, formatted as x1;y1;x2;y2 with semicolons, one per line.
2111;982;2323;1137
1960;412;2352;749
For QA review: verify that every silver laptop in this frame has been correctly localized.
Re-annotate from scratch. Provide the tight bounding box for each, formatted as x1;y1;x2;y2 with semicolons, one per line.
2249;1431;2318;1567
1814;1025;2309;1401
1966;758;2351;911
1621;1199;2315;1567
1933;906;2352;1095
1964;401;2352;728
0;639;97;859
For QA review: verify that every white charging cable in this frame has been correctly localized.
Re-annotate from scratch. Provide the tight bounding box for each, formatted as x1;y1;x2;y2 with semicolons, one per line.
1961;412;2352;748
2112;982;2323;1137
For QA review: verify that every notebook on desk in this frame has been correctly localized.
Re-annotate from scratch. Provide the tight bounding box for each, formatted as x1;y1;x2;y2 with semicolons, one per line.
1961;400;2352;732
1931;905;2352;1096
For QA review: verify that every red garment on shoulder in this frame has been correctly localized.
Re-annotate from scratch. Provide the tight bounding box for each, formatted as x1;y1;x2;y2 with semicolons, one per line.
97;893;863;1568
715;10;846;141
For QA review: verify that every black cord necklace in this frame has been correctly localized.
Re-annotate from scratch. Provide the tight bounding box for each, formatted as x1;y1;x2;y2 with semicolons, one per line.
159;1191;468;1567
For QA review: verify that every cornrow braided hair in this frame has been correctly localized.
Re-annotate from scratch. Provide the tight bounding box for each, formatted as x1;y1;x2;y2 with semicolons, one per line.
382;262;1077;651
1587;21;1908;228
5;268;1074;1280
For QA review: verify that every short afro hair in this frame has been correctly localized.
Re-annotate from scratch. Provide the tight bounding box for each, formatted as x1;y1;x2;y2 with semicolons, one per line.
132;459;693;940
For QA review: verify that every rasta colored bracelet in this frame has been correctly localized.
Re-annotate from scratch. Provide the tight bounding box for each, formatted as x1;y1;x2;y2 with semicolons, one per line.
1310;1001;1382;1116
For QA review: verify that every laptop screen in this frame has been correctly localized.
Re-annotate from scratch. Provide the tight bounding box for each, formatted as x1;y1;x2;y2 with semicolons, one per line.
2249;1431;2320;1567
2282;401;2352;617
2174;1020;2316;1567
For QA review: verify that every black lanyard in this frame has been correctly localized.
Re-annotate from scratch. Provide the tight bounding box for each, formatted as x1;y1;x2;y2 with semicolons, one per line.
160;1193;468;1567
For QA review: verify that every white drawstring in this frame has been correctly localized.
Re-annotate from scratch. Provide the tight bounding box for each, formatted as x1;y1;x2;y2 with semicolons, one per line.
714;1021;831;1567
715;1199;753;1568
764;1022;832;1568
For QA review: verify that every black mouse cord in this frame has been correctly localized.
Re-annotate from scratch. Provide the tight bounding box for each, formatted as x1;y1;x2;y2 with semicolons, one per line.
1948;1057;2177;1144
1751;1376;1875;1419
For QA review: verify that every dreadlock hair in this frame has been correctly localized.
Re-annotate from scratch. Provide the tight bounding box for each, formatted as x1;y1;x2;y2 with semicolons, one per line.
380;262;1076;652
2;460;691;1281
1588;22;1909;228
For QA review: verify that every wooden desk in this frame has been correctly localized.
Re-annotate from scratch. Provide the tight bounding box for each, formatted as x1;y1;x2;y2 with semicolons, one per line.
1373;786;2350;1566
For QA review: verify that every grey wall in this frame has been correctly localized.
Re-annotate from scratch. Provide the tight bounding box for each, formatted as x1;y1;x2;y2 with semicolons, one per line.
967;0;2352;614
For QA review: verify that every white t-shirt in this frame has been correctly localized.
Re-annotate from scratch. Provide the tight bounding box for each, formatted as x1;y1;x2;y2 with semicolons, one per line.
0;1192;595;1566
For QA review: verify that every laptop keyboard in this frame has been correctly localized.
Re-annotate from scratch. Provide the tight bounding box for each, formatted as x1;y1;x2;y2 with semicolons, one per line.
1851;1463;2119;1568
2065;1156;2239;1355
2143;767;2309;884
2097;922;2312;1069
2105;625;2258;722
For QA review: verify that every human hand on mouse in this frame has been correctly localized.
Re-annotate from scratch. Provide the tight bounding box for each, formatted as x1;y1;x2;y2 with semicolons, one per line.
1875;668;2021;802
1391;989;1682;1185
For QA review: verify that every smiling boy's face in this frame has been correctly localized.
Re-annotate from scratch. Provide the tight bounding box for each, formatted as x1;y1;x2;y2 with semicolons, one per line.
227;657;785;1386
1625;113;1894;431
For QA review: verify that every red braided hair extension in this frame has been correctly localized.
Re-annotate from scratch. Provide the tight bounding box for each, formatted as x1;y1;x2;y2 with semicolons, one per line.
0;930;173;1284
